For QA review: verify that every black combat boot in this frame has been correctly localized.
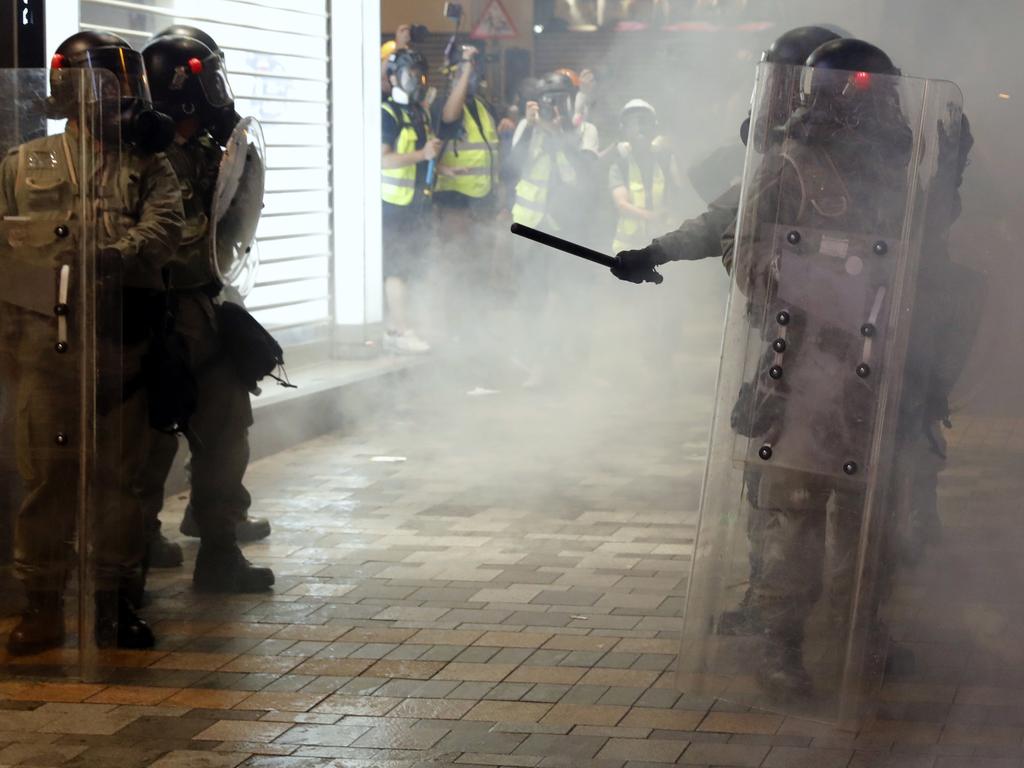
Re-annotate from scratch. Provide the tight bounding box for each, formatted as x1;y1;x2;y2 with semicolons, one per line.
180;505;271;543
193;543;274;593
147;527;184;569
757;629;813;700
95;592;156;650
7;592;64;656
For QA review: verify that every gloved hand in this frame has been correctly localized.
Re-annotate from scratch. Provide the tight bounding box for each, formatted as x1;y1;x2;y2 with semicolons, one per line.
612;243;666;285
98;246;123;276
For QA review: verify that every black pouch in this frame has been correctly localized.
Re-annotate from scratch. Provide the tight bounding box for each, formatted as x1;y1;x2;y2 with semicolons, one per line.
141;296;198;433
216;301;293;392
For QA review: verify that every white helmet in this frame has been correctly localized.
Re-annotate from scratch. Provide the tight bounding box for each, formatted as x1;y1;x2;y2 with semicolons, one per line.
620;98;657;120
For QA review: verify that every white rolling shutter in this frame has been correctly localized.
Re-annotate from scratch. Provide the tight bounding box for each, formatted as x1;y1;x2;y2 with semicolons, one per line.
79;0;332;336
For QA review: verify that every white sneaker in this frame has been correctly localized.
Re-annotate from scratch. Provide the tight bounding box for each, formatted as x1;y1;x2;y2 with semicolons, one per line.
384;330;431;354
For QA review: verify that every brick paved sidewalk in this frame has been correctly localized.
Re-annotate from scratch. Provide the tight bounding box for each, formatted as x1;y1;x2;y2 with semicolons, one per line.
0;379;1021;767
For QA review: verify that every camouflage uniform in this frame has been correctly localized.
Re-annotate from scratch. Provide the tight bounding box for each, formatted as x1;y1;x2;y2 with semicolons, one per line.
134;133;253;547
0;124;183;594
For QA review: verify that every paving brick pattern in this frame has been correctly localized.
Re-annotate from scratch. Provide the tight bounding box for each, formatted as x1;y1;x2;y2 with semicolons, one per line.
0;382;1020;766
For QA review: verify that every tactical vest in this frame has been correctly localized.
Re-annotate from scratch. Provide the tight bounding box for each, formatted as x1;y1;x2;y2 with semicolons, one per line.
0;134;86;374
164;136;220;289
511;132;577;230
435;97;499;198
382;102;429;206
613;149;667;253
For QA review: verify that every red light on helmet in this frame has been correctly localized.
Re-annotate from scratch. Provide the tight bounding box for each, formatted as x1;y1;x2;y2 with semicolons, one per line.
188;57;203;74
51;53;66;70
852;71;872;91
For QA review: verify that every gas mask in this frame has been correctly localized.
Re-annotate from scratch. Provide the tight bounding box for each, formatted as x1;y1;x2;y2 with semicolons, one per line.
121;99;176;153
209;107;242;146
621;109;657;148
392;65;428;105
538;91;574;128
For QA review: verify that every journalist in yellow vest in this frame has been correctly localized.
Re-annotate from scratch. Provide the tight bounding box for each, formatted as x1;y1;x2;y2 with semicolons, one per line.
609;100;679;254
510;71;599;235
381;48;440;354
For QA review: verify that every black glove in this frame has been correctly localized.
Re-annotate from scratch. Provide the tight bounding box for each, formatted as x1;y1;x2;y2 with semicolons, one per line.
97;246;124;280
612;242;665;285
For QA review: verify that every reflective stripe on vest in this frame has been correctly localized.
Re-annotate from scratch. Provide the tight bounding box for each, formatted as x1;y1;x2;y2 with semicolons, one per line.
512;139;576;229
613;155;666;252
436;97;499;198
382;102;425;206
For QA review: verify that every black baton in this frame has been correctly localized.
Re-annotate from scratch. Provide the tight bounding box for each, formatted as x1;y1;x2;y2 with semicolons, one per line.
510;223;618;269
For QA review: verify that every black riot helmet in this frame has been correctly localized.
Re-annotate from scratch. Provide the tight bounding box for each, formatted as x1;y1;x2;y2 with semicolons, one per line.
742;25;844;146
536;71;577;128
154;25;225;63
386;48;429;106
763;26;843;65
143;35;239;144
805;38;899;76
49;31;175;154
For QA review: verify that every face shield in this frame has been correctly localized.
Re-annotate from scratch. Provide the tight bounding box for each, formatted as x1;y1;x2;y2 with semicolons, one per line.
74;47;174;153
793;65;912;155
79;46;154;107
197;57;234;109
746;63;803;152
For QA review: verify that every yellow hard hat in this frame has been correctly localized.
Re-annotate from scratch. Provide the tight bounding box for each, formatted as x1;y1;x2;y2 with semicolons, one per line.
381;40;397;61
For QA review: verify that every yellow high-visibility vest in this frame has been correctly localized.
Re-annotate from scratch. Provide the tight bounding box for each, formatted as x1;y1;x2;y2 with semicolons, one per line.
613;152;666;252
512;133;576;230
436;97;499;198
382;102;430;206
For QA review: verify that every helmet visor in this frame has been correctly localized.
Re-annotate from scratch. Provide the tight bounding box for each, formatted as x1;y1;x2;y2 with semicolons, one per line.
198;57;235;109
79;46;153;105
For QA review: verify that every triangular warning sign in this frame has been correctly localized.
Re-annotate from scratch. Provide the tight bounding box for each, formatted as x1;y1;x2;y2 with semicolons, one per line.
470;0;518;40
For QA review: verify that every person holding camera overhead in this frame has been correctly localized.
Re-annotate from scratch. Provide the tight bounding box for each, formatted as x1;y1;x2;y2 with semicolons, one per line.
431;28;503;345
508;70;600;386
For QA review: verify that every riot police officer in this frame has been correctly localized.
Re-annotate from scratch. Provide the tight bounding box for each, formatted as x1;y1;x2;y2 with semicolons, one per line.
0;31;182;654
139;34;274;593
610;26;845;638
138;25;272;570
609;100;681;255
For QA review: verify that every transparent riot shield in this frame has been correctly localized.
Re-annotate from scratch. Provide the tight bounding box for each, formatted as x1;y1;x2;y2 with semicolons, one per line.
0;69;125;678
677;61;965;723
210;116;265;296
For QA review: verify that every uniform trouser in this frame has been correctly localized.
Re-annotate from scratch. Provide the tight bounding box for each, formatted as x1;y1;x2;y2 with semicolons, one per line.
136;431;252;536
749;469;864;640
135;291;253;546
13;351;149;594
